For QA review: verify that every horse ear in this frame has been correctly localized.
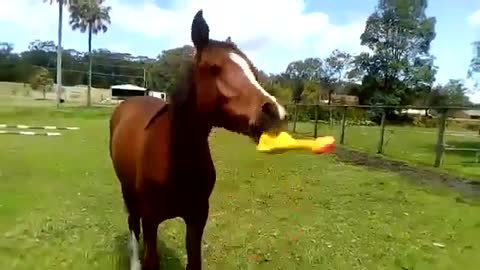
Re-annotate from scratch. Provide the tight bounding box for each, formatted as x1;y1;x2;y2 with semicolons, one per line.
191;10;210;51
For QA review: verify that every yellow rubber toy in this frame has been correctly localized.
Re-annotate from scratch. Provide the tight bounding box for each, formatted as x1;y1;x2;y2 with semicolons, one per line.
257;131;336;154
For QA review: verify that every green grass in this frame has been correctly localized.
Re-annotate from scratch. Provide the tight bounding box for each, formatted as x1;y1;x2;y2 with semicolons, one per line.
1;105;480;270
291;121;480;180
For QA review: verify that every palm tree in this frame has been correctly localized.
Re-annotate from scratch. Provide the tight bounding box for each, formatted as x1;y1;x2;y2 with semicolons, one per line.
69;0;111;107
43;0;75;108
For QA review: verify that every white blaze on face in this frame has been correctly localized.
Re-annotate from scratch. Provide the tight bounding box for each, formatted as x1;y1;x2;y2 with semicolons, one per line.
228;52;287;120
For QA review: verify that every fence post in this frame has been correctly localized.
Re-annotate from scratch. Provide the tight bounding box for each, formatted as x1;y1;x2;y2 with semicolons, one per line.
377;110;387;154
340;106;347;145
329;106;333;127
292;103;298;133
313;104;319;138
434;109;448;168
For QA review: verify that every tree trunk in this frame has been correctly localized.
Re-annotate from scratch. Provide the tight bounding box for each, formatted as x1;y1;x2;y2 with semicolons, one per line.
43;87;46;100
56;0;63;109
328;89;333;127
87;23;93;107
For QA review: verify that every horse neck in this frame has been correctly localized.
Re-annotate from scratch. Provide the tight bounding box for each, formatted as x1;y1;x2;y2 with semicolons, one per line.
169;65;214;150
170;107;213;150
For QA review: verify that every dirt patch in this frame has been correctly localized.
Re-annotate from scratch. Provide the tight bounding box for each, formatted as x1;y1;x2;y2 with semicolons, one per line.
333;146;480;199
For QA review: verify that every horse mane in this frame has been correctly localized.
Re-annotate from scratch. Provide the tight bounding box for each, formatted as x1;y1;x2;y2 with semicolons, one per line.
169;59;196;112
143;59;195;131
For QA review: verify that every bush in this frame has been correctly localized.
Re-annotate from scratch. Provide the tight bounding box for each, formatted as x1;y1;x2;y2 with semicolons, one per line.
412;115;437;128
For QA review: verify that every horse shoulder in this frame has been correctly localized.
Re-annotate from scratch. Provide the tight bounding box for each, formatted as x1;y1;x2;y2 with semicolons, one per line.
136;111;172;190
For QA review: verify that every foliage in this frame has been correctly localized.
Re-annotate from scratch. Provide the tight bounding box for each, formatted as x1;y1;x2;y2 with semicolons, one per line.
69;0;111;106
353;0;437;108
467;41;480;91
0;39;151;89
428;79;472;107
30;67;54;99
69;0;111;35
282;58;324;102
146;45;195;95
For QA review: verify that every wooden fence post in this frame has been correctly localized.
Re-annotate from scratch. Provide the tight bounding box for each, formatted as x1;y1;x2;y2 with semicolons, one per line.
434;109;448;167
292;103;298;133
313;104;319;138
329;106;333;127
377;110;387;154
340;106;347;145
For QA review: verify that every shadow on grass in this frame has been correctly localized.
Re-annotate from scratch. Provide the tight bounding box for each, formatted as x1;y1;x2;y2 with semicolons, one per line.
114;232;184;270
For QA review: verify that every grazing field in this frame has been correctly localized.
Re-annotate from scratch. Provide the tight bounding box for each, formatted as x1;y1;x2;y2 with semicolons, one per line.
1;105;480;270
291;122;480;180
0;81;110;108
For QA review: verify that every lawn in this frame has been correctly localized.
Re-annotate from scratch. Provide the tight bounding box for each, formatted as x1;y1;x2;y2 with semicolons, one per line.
291;121;480;180
1;104;480;270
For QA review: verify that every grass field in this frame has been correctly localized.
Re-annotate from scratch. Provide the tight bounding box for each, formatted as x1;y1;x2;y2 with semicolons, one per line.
291;122;480;180
1;103;480;270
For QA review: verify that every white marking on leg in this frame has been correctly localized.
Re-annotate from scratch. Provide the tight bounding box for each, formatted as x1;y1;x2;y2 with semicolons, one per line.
228;52;287;120
129;231;141;270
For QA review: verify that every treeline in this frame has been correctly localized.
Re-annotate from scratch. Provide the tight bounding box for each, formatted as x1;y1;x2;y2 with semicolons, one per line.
0;40;151;89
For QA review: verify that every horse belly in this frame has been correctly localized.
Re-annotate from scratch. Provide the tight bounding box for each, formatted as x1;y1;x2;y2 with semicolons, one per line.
111;121;142;186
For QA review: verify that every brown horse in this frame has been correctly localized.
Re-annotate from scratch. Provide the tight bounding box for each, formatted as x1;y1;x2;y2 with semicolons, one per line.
109;10;287;270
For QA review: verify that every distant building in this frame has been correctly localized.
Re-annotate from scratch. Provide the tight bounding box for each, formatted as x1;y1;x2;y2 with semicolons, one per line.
111;84;147;99
111;84;167;101
319;94;359;105
462;110;480;119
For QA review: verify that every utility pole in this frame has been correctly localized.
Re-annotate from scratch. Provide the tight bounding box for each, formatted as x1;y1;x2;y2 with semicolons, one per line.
143;67;147;88
56;0;64;109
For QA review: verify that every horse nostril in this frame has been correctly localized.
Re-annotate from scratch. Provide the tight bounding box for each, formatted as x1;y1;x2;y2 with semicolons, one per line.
261;102;278;118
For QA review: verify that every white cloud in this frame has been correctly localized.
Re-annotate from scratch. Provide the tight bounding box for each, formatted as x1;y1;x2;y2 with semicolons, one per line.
0;0;65;39
0;0;369;73
468;9;480;26
107;0;368;71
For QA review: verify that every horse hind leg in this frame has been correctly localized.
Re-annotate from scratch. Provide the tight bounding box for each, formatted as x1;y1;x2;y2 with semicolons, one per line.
122;187;141;270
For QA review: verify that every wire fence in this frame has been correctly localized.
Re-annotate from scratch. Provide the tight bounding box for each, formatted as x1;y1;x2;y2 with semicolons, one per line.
285;103;480;178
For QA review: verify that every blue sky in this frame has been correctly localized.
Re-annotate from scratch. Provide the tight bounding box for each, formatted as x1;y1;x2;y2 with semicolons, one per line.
1;0;480;101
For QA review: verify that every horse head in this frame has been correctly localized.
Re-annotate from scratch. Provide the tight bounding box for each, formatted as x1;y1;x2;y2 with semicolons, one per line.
188;10;288;142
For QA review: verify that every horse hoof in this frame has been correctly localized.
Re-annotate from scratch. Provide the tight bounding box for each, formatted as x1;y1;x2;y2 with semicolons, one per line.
130;260;141;270
141;263;159;270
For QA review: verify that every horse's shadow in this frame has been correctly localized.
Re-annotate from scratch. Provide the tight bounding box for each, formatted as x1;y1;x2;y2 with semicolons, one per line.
114;232;184;270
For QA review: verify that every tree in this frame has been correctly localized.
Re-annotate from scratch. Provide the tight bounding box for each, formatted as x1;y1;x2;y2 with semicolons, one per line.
43;0;75;108
322;50;354;123
69;0;111;106
354;0;437;109
147;45;194;95
1;39;152;89
428;79;471;107
467;41;480;91
283;58;323;102
30;67;54;99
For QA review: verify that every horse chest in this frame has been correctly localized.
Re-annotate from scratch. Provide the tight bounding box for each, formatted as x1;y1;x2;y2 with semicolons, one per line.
141;151;216;200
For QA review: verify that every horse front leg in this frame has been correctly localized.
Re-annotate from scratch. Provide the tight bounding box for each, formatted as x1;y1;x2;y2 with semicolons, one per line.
142;217;160;270
184;203;209;270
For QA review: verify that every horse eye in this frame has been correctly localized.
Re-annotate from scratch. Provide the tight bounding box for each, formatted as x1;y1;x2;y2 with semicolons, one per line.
210;65;221;75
